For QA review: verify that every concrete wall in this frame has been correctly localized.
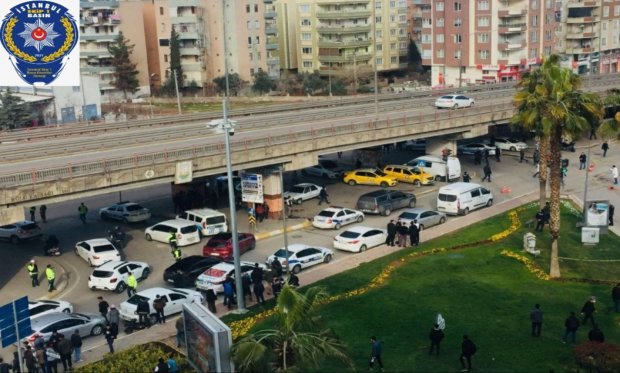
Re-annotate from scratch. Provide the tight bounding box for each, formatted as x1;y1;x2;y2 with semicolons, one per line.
53;75;102;121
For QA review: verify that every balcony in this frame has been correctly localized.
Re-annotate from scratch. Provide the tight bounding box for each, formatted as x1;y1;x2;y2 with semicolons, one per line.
183;61;205;71
80;0;119;9
264;11;276;19
498;40;526;51
564;46;594;54
80;33;119;42
265;26;278;35
498;24;526;34
80;50;112;58
567;0;599;8
498;9;527;18
565;31;598;39
178;31;201;40
317;24;372;34
266;43;278;50
313;0;370;3
169;0;203;7
180;47;202;56
171;16;202;24
318;53;372;63
318;39;371;48
566;16;598;24
267;56;280;65
316;10;371;19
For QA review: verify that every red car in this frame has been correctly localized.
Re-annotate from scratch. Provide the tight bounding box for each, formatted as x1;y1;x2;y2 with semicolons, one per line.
203;233;256;260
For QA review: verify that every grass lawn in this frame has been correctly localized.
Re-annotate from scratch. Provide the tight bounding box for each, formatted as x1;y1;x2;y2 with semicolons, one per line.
228;202;620;372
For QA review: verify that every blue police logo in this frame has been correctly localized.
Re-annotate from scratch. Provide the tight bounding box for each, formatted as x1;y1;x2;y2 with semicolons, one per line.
1;1;78;85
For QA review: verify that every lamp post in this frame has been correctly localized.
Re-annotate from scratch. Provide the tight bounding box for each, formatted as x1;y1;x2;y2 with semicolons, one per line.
274;166;290;273
372;0;379;117
172;69;181;115
458;45;463;88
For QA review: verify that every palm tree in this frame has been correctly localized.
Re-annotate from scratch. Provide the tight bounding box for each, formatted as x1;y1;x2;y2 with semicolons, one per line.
598;88;620;138
513;55;603;278
231;285;353;372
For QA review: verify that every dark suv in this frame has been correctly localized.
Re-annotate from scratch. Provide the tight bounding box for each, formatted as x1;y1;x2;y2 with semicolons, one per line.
356;190;416;216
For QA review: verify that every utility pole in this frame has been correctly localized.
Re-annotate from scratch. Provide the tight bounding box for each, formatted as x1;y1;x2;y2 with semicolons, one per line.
353;50;358;92
173;69;181;115
458;44;463;88
372;0;379;117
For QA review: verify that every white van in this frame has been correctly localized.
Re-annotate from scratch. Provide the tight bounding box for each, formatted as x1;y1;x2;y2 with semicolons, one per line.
436;182;493;215
144;219;200;246
177;208;228;236
406;155;461;182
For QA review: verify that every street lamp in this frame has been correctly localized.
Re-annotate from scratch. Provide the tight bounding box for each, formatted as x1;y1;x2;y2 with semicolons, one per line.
168;69;182;115
267;165;290;273
372;1;379;118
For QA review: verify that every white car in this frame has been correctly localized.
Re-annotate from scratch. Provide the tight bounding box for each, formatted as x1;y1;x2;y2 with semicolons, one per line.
99;201;151;223
265;244;334;274
492;137;528;152
0;220;42;244
435;94;475;109
119;287;203;322
88;260;151;293
195;261;266;293
302;159;345;179
458;142;496;156
75;238;121;267
29;300;74;319
283;183;322;204
333;226;387;253
313;207;364;230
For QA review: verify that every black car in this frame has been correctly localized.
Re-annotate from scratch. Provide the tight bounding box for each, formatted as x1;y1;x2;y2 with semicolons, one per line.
356;190;416;216
163;255;221;288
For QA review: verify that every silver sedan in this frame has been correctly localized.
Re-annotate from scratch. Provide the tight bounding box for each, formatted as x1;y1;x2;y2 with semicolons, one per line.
24;312;106;345
397;208;447;230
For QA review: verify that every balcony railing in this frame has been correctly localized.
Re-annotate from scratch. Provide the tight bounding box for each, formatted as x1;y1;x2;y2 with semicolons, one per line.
498;40;526;51
265;26;278;35
264;11;276;19
180;47;202;56
317;25;372;34
566;16;598;24
80;33;119;42
178;31;202;40
498;24;526;34
316;10;371;19
80;0;119;9
564;46;594;54
565;31;598;39
318;53;372;62
266;43;278;50
318;39;371;48
567;0;599;8
498;9;527;17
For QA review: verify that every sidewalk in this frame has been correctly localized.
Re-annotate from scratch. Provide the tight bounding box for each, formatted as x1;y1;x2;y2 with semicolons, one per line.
1;256;69;302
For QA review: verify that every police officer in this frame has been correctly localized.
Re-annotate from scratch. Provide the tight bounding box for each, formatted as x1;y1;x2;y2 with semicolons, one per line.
127;272;138;297
29;206;36;222
168;233;178;250
46;264;56;292
172;247;182;262
463;172;471;183
27;260;39;287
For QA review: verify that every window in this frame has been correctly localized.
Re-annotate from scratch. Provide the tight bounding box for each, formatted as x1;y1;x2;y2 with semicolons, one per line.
544;46;551;55
390;29;397;36
454;2;462;11
602;37;607;46
391;56;398;64
422;49;431;59
454;50;461;59
72;86;80;92
375;0;382;9
302;47;312;54
545;14;552;25
531;15;538;27
436;34;444;43
248;36;252;45
159;7;163;15
301;32;311;40
256;36;260;44
436;2;444;11
546;0;551;8
376;43;383;51
246;4;250;13
399;14;406;22
249;52;253;60
399;42;407;49
603;6;609;17
376;30;383;38
390;0;396;8
615;5;620;16
530;30;538;42
299;4;310;13
422;18;432;28
529;48;538;58
454;34;462;43
477;33;489;42
531;0;537;8
437;49;445;58
478;49;489;59
454;18;462;27
478;0;489;10
390;42;396;49
254;4;258;12
160;23;166;32
602;21;607;30
478;17;489;27
437;18;444;27
376;57;383;65
422;34;432;43
390;15;396;22
376;16;382;23
302;61;313;68
164;54;168;62
301;19;311;26
545;29;552;41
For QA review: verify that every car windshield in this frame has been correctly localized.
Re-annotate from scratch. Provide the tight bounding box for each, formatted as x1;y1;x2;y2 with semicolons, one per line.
339;231;361;239
206;216;226;225
93;244;116;253
273;249;293;258
180;225;198;234
400;212;420;220
91;270;113;278
320;160;338;169
373;170;387;177
438;194;457;202
126;295;149;305
125;205;144;212
206;241;227;248
317;210;335;217
440;95;454;99
289;186;306;194
506;138;519;143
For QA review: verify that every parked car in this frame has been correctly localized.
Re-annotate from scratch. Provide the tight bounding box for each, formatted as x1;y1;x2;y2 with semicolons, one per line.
397;208;447;230
265;244;334;274
74;238;121;267
356;190;416;216
162;255;222;288
0;220;42;244
144;219;201;246
177;209;228;237
491;137;528;152
24;313;106;345
195;261;267;293
99;201;151;223
457;142;496;156
119;287;204;322
435;94;475;109
333;226;387;253
202;233;256;260
88;260;151;293
283;183;322;204
343;168;398;187
405;155;462;182
312;207;364;230
383;165;434;186
29;300;74;319
437;182;493;215
302;159;345;179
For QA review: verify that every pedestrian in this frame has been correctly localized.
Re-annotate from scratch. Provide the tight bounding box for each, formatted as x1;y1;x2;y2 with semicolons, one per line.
108;304;120;336
533;149;540;165
137;298;150;327
29;206;36;222
562;311;580;344
581;296;596;326
71;330;82;363
579;152;587;170
57;334;72;372
251;263;264;285
409;221;420;247
35;344;46;373
98;296;110;322
223;276;236;309
241;272;252;302
481;164;492;182
77;203;88;224
45;342;60;373
602;141;609;157
168;233;178;251
542;203;550;227
369;336;384;372
495;146;501;162
609;204;615;226
27;259;39;287
530;304;543;337
104;324;115;354
535;209;545;232
0;358;10;373
263;203;270;220
271;259;283;278
154;357;169;373
588;324;605;343
519;148;525;163
153;295;167;324
396;222;408;247
532;162;540;178
484;148;490;163
474;150;481;165
256;204;265;223
46;264;56;292
272;277;283;299
253;279;265;305
462;172;471;182
590;127;597;140
611;165;618;185
459;335;477;372
171;246;182;262
318;186;330;205
356;158;362;169
337;151;343;159
175;317;185;348
39;204;47;223
127;271;137;297
24;345;37;373
428;323;444;357
386;220;396;247
168;354;178;373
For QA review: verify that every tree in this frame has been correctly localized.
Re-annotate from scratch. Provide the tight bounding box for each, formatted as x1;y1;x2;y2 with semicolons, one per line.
231;285;353;372
163;29;184;96
252;70;276;94
512;55;603;278
329;78;347;96
407;39;422;71
301;71;327;95
107;32;139;99
0;89;32;130
598;88;620;138
213;73;243;96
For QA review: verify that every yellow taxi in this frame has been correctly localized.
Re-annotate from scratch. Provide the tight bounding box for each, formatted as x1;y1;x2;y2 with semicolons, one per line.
383;165;435;186
343;168;398;187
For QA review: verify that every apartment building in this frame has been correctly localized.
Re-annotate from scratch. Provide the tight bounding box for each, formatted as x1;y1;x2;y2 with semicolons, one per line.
407;0;423;49
419;0;556;86
555;0;620;74
278;0;409;77
80;0;152;100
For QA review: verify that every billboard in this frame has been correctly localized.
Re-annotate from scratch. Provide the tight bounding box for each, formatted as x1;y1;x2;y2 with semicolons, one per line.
241;173;264;204
586;200;610;232
183;303;233;373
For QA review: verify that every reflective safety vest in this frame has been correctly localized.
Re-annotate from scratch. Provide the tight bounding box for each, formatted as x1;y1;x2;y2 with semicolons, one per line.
27;264;38;275
127;274;137;289
169;234;177;244
173;249;181;259
45;267;55;281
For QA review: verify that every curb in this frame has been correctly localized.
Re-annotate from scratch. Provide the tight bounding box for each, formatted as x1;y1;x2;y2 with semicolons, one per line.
39;257;69;301
254;220;313;241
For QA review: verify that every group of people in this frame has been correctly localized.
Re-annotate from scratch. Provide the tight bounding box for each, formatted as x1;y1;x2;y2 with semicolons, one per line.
386;220;420;248
28;205;47;223
21;329;83;373
26;260;57;293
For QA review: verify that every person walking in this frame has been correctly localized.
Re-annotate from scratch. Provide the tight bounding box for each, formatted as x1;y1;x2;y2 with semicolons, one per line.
46;264;56;292
581;296;596;326
175;317;185;348
97;296;110;322
386;220;396;247
71;330;82;363
35;343;46;373
535;210;545;232
459;335;477;372
45;342;60;373
602;141;609;157
533;149;540;165
153;295;167;324
77;203;88;224
462;172;471;182
168;233;178;251
23;345;37;373
611;165;618;185
473;150;481;165
171;246;182;262
39;204;47;223
532;162;540;178
481;164;492;182
318;186;330;205
579;152;587;170
137;298;150;327
27;259;39;287
104;324;115;354
409;221;420;247
483;149;490;164
223;276;236;309
563;311;580;344
609;204;615;226
205;285;218;313
530;304;543;337
29;206;36;222
495;146;501;162
57;334;73;372
368;336;384;372
588;324;605;343
127;271;137;297
428;323;444;357
256;204;265;223
108;305;120;337
519;148;525;163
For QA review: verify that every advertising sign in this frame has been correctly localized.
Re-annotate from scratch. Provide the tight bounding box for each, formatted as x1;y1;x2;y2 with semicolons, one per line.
585;200;610;232
241;173;264;204
183;303;233;373
175;161;193;184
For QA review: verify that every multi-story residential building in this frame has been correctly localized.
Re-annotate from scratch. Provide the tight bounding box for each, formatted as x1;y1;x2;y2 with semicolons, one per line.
419;0;556;86
407;0;423;50
80;0;152;100
278;0;409;78
555;0;620;74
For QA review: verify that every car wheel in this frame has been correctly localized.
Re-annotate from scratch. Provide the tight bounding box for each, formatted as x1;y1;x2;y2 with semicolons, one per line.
62;308;71;313
10;235;20;245
439;217;446;224
249;241;256;251
359;245;367;252
408;200;416;208
334;223;341;230
419;225;424;231
348;180;357;186
453;104;458;110
295;199;302;205
510;146;516;152
100;212;107;220
88;259;93;267
149;314;158;325
324;254;332;263
90;325;104;336
487;199;493;207
141;268;150;280
414;180;421;186
145;233;152;241
382;208;392;216
380;181;388;188
434;175;442;182
292;265;301;274
356;215;364;223
463;207;470;216
116;282;127;293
